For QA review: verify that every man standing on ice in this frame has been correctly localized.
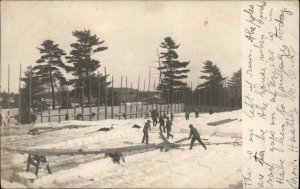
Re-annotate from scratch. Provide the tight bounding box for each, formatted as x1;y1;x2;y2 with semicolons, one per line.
151;109;158;126
166;117;174;139
185;111;190;120
188;124;207;150
142;120;151;144
159;115;165;133
170;112;174;121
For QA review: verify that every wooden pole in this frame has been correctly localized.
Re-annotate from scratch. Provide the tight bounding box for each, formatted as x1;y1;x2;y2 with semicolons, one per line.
176;91;179;113
104;67;107;119
237;86;241;108
58;87;61;123
8;65;10;126
111;76;114;119
19;64;22;123
167;82;169;114
48;71;51;122
198;79;201;109
74;85;77;120
174;91;177;113
119;76;123;120
125;77;128;119
136;75;140;118
152;81;155;111
147;69;151;112
29;66;32;124
155;81;158;111
229;86;231;108
97;72;100;120
182;88;185;112
89;74;92;121
191;81;193;110
210;73;212;108
66;86;69;115
40;89;43;123
159;86;162;116
82;77;84;120
163;85;166;114
141;79;145;117
130;82;133;119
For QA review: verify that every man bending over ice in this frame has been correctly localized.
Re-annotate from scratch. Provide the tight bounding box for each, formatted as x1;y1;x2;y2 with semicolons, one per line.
188;124;207;150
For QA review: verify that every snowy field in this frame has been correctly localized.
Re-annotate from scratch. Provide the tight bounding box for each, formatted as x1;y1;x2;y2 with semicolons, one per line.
1;110;242;188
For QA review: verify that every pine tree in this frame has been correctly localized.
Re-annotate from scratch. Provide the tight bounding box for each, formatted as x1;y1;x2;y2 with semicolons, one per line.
66;30;108;107
228;68;241;87
228;68;242;107
34;40;67;110
198;60;223;89
157;37;190;103
198;60;223;106
19;67;43;123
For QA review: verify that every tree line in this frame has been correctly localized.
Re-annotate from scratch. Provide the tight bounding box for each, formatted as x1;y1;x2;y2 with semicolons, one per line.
2;31;241;124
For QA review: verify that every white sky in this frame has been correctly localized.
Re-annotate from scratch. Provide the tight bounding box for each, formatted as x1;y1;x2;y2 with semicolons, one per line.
1;1;241;93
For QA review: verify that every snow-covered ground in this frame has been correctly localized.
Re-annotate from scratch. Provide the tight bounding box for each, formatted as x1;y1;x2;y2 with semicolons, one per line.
1;110;242;188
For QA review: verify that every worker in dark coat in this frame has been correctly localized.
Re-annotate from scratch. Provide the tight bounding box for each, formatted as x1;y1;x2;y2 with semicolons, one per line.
170;112;174;121
145;111;150;119
159;115;165;133
188;124;207;150
166;117;174;139
185;111;190;120
142;120;151;144
151;109;158;126
195;109;199;118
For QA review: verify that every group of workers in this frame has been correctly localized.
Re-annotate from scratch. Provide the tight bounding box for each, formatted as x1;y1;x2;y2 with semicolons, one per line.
142;109;207;150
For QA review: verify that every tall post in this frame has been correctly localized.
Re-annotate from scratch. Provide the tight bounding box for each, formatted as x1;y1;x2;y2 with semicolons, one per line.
174;91;177;113
29;66;32;124
48;71;51;122
119;76;123;120
167;83;170;114
8;65;11;126
152;81;155;111
58;88;61;123
157;48;163;115
74;86;77;120
141;79;145;117
210;72;212;107
19;64;22;123
229;86;231;108
89;74;92;121
181;88;185;112
130;82;133;119
136;75;140;118
237;86;241;108
82;77;84;120
176;91;179;113
125;77;128;119
111;76;114;119
40;90;43;123
147;68;151;112
97;72;100;120
198;79;201;109
191;81;193;110
104;67;107;119
66;86;69;115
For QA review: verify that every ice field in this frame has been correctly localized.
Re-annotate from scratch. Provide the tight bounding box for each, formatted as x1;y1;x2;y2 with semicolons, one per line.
1;110;242;188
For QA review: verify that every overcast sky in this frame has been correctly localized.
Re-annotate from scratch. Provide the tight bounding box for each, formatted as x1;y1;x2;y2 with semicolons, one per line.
1;1;241;93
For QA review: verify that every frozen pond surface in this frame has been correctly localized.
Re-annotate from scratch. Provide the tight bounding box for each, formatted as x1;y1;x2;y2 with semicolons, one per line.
1;110;242;188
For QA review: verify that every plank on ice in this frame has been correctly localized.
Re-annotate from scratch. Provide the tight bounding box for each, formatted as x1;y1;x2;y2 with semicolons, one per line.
207;118;237;126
